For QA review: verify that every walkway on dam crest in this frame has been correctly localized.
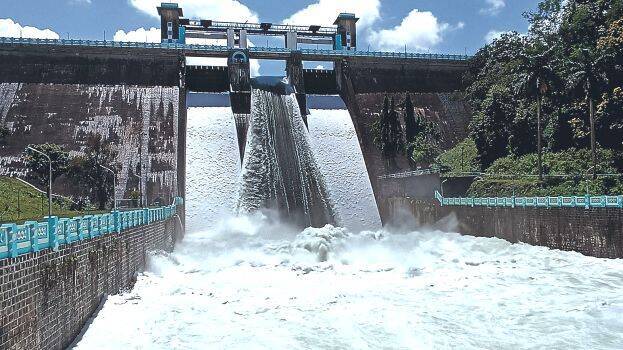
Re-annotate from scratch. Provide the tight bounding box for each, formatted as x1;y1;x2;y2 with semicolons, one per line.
0;37;471;62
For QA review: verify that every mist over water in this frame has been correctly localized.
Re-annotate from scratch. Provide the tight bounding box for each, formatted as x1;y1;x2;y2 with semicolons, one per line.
75;104;623;349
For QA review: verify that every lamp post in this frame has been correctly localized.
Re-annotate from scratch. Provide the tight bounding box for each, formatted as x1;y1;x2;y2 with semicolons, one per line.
99;165;116;210
27;146;52;217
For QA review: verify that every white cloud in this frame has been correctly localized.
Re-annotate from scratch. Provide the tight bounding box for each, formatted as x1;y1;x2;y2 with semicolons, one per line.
484;30;509;43
185;38;260;77
315;64;325;70
113;27;260;76
69;0;92;4
129;0;258;22
0;18;59;39
368;9;460;52
113;27;160;42
283;0;380;30
480;0;505;15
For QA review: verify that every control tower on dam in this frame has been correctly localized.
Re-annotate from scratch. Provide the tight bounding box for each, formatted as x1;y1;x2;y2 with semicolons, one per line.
0;2;472;222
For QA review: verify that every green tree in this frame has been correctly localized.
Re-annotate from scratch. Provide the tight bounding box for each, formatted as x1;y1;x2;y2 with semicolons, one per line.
387;98;405;165
597;87;623;150
567;48;609;178
373;96;405;170
23;143;70;199
438;138;480;174
470;85;515;168
403;94;425;142
68;135;117;210
409;136;439;167
513;44;559;180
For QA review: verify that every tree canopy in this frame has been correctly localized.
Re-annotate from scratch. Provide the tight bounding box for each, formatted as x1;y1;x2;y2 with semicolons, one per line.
466;0;623;173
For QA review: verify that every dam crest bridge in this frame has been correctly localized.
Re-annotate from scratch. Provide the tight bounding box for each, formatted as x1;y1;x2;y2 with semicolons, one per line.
0;2;469;115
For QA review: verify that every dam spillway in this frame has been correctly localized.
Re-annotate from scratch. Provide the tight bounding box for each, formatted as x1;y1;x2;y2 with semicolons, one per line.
72;100;623;350
237;83;335;228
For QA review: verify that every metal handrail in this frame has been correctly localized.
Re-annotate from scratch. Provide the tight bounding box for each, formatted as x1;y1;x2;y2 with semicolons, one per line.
0;37;472;61
0;197;183;260
434;191;623;209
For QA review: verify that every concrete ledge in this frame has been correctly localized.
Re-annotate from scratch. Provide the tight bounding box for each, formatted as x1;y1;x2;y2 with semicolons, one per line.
380;197;623;259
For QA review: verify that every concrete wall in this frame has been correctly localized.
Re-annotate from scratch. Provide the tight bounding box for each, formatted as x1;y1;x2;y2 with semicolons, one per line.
381;197;623;259
0;217;181;350
0;45;182;86
378;173;442;199
0;45;186;205
338;59;472;217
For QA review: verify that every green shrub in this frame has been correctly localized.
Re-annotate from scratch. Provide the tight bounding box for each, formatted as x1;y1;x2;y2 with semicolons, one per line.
467;148;623;196
438;138;480;175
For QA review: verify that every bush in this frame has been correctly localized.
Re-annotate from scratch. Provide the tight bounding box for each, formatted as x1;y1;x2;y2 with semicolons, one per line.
438;138;480;175
467;148;623;196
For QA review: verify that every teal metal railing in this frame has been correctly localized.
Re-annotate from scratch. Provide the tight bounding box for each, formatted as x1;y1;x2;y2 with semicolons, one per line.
0;37;471;61
434;191;623;209
0;197;184;260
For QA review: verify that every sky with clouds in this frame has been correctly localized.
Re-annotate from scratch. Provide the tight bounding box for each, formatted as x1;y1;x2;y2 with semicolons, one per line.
1;0;541;75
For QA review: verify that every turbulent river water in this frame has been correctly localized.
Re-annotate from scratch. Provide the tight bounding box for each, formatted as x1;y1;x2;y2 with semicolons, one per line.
75;104;623;350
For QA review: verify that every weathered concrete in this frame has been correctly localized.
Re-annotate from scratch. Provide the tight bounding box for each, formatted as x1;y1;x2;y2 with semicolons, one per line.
0;45;182;86
0;83;182;204
380;197;623;259
338;58;471;218
0;45;187;205
0;216;182;350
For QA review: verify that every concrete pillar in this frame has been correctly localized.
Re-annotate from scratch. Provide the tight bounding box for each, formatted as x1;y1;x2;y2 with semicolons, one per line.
157;3;184;43
227;50;251;114
234;115;250;165
286;31;298;50
239;30;248;49
227;28;235;48
286;51;308;119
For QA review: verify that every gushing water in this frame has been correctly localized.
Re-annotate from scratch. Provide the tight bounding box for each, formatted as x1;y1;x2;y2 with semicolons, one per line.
237;87;335;228
75;105;623;350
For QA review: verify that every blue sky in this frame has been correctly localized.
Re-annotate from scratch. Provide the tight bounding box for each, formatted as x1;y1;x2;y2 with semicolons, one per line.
1;0;541;74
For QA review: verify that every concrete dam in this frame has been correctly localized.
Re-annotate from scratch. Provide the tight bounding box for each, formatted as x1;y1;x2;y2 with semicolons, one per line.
1;3;622;350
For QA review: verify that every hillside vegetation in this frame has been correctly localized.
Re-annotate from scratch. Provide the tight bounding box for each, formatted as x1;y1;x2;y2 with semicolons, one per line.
452;0;623;196
0;176;102;224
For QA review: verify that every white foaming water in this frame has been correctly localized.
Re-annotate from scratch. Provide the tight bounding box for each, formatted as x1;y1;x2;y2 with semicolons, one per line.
75;107;623;349
307;108;381;231
184;107;240;232
75;220;623;349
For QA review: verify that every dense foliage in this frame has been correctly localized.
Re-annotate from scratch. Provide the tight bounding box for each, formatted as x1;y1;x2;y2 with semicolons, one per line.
438;138;480;175
69;135;118;210
468;149;623;196
23;143;70;197
466;0;623;176
372;94;440;170
21;137;119;211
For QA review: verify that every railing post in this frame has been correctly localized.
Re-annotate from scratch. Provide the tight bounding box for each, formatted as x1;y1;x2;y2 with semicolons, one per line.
5;224;18;258
112;210;120;233
25;221;39;253
0;225;10;259
46;216;59;251
79;216;89;240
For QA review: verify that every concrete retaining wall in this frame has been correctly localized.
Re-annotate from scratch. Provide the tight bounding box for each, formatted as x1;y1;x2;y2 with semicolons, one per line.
381;197;623;258
0;217;181;350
